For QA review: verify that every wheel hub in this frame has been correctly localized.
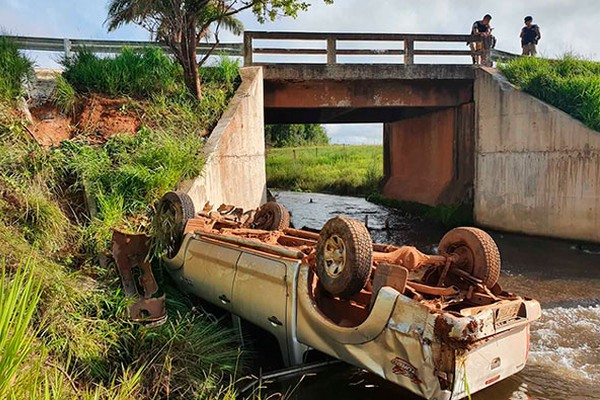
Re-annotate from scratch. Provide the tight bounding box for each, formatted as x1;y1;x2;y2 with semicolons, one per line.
323;235;346;278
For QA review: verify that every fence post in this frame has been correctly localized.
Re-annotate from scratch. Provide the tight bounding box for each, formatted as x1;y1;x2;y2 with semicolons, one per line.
63;38;72;59
243;31;253;66
403;39;414;65
327;37;337;65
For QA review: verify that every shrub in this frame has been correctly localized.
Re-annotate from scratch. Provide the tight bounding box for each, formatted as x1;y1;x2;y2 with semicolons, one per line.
0;36;33;102
500;55;600;131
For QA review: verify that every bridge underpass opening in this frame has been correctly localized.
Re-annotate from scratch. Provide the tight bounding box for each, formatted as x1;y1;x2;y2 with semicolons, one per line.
265;82;475;206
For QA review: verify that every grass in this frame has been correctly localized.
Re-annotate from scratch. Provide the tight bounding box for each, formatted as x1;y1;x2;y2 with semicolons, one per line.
62;47;186;98
0;36;34;102
0;37;248;399
499;55;600;131
0;260;42;399
266;145;384;196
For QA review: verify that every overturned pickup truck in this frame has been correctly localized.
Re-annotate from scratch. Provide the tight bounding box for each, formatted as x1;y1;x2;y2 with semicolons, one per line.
113;192;541;400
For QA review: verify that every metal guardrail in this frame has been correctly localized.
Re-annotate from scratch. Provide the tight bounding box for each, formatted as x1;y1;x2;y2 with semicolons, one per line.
243;31;501;66
6;33;518;65
6;35;243;57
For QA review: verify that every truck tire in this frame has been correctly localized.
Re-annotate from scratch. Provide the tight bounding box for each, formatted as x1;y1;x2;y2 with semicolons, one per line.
154;191;195;258
316;217;373;299
438;227;500;288
253;202;290;231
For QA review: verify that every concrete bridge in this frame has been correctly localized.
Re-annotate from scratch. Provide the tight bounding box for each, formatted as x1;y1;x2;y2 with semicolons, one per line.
238;31;599;242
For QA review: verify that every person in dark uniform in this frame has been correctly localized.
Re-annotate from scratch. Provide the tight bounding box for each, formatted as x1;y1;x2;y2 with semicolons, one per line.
521;16;541;56
471;14;493;65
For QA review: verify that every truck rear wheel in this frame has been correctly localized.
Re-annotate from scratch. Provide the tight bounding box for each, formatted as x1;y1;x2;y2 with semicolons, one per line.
153;191;195;258
316;217;373;299
253;201;290;231
438;227;501;288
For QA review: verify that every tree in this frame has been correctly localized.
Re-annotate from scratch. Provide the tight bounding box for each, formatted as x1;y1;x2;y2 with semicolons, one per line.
265;124;329;147
105;0;333;101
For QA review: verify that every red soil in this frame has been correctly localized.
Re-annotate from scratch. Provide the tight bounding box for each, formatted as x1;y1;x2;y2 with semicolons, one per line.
29;103;73;147
28;95;142;147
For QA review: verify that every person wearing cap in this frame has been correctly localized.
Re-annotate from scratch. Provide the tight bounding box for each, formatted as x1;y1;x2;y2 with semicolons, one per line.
521;16;541;56
471;14;493;65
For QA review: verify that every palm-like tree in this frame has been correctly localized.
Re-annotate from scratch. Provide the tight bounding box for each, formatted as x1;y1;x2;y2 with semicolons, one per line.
106;0;245;101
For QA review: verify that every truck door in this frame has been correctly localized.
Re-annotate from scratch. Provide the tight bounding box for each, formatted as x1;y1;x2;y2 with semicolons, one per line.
175;238;240;311
232;252;288;350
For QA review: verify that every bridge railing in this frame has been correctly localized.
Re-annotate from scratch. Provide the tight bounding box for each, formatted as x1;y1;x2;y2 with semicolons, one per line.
243;31;495;65
5;35;242;57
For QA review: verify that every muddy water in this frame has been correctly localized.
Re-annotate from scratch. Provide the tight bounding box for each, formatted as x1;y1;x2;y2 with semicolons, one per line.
268;191;600;400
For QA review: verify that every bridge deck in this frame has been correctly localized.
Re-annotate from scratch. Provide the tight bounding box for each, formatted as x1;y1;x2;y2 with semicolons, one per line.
262;64;476;81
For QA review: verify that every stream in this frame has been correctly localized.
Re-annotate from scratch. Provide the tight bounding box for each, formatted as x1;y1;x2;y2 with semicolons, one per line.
261;191;600;400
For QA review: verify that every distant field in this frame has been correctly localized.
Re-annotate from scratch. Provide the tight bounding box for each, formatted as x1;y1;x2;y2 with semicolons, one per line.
266;145;384;196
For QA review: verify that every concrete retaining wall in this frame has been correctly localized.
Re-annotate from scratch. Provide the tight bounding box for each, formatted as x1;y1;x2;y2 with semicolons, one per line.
184;67;267;211
474;68;600;243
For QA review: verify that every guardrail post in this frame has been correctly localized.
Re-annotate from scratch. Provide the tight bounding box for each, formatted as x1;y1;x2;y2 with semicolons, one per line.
404;39;414;65
63;38;72;59
327;37;337;65
243;31;253;66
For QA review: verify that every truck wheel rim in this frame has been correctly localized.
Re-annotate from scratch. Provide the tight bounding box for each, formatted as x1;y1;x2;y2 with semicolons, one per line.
324;235;346;278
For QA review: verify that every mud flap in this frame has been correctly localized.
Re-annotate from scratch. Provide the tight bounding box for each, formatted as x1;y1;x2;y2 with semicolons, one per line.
112;230;167;326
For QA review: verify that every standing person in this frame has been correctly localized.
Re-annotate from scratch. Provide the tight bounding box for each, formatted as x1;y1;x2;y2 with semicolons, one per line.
471;14;493;65
521;16;541;56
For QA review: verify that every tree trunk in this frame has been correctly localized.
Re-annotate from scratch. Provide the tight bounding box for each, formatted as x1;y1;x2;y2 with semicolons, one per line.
182;58;201;101
180;24;202;101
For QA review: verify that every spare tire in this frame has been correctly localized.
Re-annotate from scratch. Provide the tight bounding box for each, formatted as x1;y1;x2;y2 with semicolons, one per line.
153;191;195;258
438;227;501;288
316;217;373;299
253;202;291;231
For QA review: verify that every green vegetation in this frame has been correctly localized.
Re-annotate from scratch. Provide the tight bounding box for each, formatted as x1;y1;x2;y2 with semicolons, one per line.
266;145;383;196
265;124;329;147
0;36;33;101
366;193;474;228
500;55;600;131
0;38;249;399
62;47;186;98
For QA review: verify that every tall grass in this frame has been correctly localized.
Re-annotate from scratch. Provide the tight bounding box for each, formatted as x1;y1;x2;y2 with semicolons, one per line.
0;259;42;398
266;145;384;196
0;36;33;102
500;55;600;131
52;75;77;116
62;47;186;98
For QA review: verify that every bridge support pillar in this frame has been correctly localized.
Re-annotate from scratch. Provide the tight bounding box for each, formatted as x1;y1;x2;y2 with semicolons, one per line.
382;104;475;207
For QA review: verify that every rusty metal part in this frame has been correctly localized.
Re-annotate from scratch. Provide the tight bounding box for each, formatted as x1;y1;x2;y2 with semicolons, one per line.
436;258;453;287
406;281;460;297
112;230;167;325
373;246;437;270
193;231;306;259
284;227;320;240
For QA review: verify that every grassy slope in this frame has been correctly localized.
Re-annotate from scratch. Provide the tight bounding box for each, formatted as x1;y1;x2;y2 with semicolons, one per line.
266;145;383;196
500;55;600;131
0;41;246;400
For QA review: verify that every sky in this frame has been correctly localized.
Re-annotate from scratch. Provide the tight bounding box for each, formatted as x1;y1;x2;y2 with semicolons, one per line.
2;0;598;144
